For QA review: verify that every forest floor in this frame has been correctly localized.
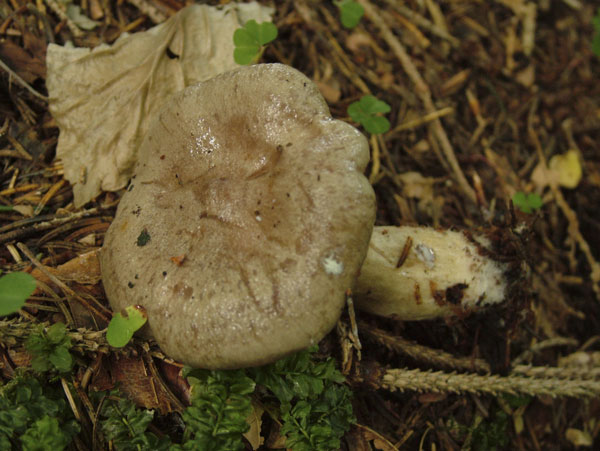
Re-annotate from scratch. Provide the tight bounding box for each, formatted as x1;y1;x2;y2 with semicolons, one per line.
1;0;600;450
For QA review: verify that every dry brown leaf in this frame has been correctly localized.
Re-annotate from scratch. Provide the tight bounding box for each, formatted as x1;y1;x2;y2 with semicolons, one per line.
47;3;273;207
243;402;265;450
358;424;399;451
0;41;46;82
31;248;101;288
100;353;179;414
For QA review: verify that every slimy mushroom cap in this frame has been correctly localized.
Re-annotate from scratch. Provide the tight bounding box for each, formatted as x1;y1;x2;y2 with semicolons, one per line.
100;64;376;369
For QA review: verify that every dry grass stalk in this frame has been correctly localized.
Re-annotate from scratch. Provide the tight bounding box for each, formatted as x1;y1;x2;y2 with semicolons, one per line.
511;365;600;380
382;368;600;398
360;322;491;373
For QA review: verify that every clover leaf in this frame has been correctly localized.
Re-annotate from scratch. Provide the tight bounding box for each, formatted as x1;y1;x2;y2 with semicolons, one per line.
0;272;36;316
106;305;148;348
336;0;364;29
233;20;278;65
347;95;391;134
512;191;543;214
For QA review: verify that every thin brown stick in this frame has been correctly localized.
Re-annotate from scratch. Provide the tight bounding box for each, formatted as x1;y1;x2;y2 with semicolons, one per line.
357;0;477;204
0;58;49;102
44;0;83;38
387;106;454;138
17;242;112;322
0;208;100;244
126;0;168;24
34;179;66;216
384;1;459;47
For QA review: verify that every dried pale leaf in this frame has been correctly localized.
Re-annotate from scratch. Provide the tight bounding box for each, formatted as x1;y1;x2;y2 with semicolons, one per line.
315;79;341;103
78;234;96;245
360;425;398;451
565;428;593;447
345;31;373;53
66;4;100;31
549;149;582;189
512;405;527;435
515;64;535;87
47;3;273;207
397;171;435;201
530;161;556;190
243;402;265;450
12;205;34;217
31;248;101;288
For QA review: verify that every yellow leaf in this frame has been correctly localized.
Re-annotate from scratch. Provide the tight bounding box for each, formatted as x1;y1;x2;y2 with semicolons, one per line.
548;149;582;189
243;402;264;450
565;428;593;447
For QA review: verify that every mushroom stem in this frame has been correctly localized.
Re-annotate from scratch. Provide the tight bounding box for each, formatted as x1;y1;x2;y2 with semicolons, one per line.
354;226;508;320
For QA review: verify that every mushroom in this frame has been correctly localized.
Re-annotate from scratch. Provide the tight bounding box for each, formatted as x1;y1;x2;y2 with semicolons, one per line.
100;63;511;369
100;63;376;369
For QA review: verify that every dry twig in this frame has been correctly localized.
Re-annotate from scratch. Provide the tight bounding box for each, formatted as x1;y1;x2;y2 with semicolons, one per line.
357;0;477;204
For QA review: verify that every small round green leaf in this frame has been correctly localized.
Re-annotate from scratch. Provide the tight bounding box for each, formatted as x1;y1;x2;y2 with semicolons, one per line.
362;116;391;135
337;0;364;29
233;20;278;65
49;346;74;372
234;45;261;65
0;271;36;316
512;191;542;214
233;27;256;47
257;22;278;45
107;305;148;348
358;95;391;114
347;95;391;134
46;322;68;344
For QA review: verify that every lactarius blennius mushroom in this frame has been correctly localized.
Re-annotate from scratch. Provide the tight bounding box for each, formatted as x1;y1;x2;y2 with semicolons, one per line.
100;64;376;369
101;63;510;370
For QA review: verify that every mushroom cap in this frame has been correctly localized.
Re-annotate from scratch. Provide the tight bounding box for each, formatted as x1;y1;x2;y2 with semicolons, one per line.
100;64;375;369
